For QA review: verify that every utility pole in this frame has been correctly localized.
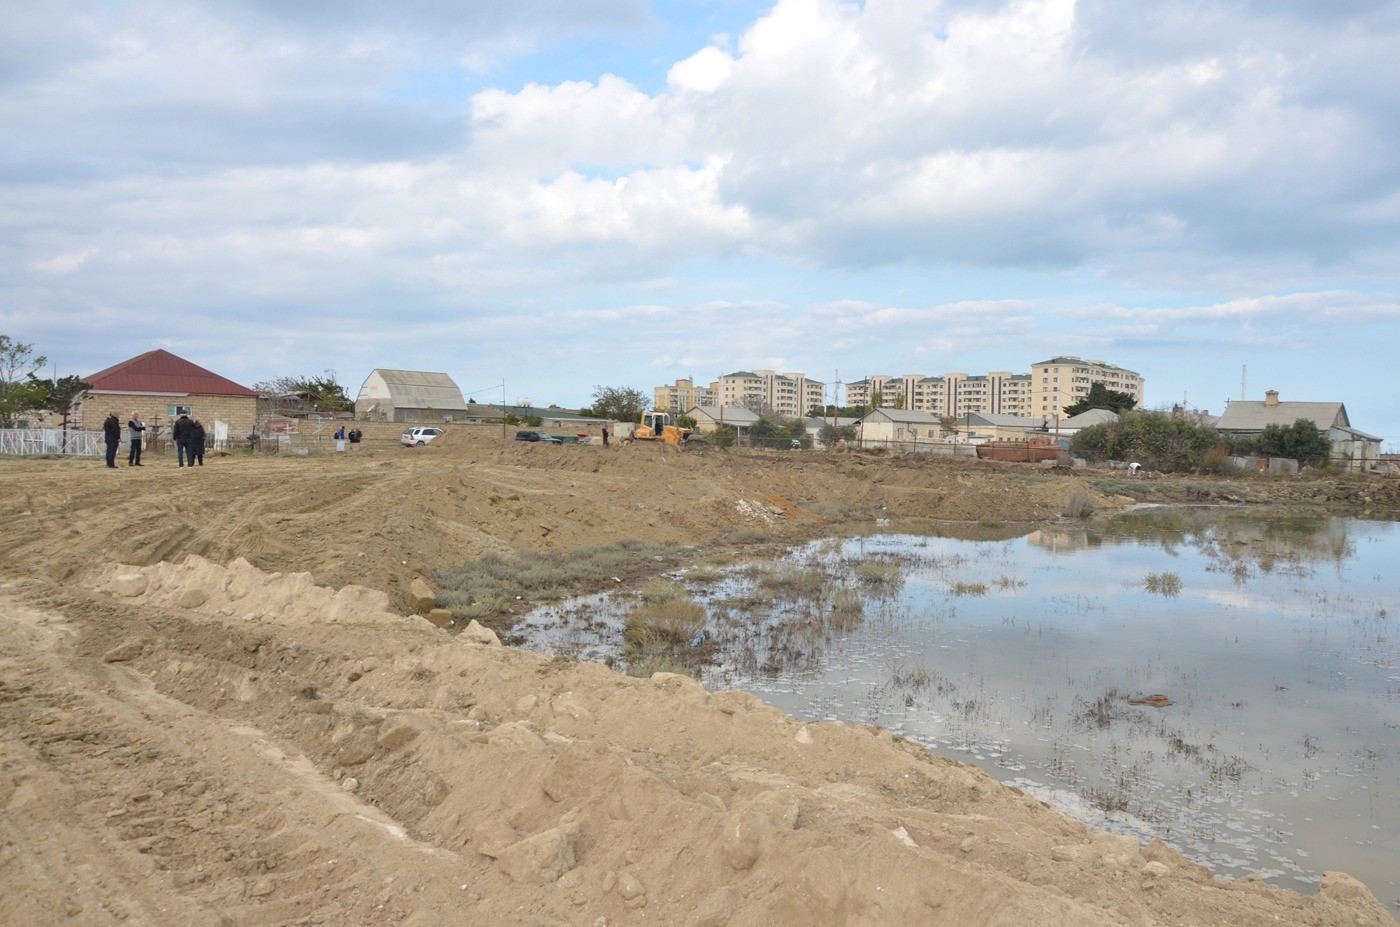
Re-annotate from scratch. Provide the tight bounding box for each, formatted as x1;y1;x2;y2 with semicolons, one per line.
823;372;840;449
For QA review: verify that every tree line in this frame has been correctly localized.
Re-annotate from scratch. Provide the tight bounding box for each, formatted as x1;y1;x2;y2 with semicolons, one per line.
0;336;90;429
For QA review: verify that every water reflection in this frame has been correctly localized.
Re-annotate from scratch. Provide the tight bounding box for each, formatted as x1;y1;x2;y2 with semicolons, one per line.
1025;507;1357;568
516;510;1400;911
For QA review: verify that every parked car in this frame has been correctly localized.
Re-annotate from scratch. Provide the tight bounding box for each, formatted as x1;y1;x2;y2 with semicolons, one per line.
401;426;443;447
515;430;562;444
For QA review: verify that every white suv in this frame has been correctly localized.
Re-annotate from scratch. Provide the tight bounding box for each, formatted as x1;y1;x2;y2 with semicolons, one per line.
401;426;443;447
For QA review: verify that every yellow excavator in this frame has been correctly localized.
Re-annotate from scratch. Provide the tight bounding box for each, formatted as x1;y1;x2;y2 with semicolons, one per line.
624;411;707;447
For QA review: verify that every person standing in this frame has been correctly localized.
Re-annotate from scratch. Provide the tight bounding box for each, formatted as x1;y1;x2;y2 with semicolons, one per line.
173;413;195;468
102;411;121;468
127;411;146;466
191;419;206;466
601;424;610;447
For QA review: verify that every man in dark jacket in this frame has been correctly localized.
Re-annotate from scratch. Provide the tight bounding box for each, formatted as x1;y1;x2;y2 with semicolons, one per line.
191;419;206;466
173;413;195;468
103;411;121;468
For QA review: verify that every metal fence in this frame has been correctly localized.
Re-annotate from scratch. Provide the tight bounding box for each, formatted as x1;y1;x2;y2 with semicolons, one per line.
0;428;104;457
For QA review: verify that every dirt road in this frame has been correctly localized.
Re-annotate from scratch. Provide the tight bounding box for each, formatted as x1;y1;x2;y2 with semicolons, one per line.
2;435;1396;926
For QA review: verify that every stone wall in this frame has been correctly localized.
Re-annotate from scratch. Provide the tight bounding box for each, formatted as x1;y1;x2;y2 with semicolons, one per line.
79;392;258;438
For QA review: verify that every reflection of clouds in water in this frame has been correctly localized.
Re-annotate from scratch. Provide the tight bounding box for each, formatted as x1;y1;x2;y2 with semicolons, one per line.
1198;587;1270;610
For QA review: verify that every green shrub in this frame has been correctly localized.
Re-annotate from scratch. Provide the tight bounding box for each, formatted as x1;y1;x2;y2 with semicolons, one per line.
1070;411;1228;473
854;560;902;589
724;528;766;544
685;565;726;583
1252;419;1331;464
434;540;679;620
711;426;737;448
622;596;709;678
748;563;827;600
624;598;707;648
640;579;687;602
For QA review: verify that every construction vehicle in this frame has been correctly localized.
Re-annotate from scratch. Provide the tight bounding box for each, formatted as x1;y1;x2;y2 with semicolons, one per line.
623;411;707;447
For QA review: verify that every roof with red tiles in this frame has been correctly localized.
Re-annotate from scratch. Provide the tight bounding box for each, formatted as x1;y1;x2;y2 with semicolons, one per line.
85;349;258;398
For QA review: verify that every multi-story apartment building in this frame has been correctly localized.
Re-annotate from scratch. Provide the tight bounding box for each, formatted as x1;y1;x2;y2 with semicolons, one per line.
665;357;1140;421
845;376;904;410
654;378;716;415
847;371;1034;418
1000;373;1035;416
1030;357;1144;419
909;376;947;413
842;377;870;407
956;372;1034;417
712;370;826;419
714;371;769;412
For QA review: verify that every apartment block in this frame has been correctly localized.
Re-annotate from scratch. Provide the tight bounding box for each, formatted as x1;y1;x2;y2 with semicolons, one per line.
999;373;1035;416
845;376;905;410
654;378;716;415
663;356;1140;422
712;370;825;419
956;372;1034;417
909;373;957;415
714;371;768;411
1030;356;1144;419
846;371;1034;418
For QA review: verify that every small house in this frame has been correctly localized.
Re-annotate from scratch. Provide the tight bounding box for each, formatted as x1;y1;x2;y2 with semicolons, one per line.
80;349;258;437
1216;390;1381;471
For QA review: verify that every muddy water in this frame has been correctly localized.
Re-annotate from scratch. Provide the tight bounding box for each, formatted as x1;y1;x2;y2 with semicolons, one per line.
517;508;1400;910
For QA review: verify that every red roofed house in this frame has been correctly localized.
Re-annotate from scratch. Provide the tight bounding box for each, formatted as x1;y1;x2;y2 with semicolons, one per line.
79;349;258;438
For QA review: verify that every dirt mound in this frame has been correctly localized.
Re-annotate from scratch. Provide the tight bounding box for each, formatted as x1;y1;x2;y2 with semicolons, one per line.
1;446;1397;926
3;558;1393;926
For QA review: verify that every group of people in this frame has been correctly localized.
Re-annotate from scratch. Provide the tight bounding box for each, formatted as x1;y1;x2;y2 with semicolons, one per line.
172;413;206;467
102;410;205;468
333;426;363;443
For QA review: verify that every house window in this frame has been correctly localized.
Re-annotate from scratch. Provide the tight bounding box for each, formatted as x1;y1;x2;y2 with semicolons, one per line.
167;404;192;417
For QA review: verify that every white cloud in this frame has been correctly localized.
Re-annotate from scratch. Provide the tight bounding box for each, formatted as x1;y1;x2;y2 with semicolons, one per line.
4;0;1400;435
33;249;98;274
668;46;734;94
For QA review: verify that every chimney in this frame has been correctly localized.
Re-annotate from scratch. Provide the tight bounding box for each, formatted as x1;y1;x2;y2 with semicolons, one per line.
1264;389;1279;408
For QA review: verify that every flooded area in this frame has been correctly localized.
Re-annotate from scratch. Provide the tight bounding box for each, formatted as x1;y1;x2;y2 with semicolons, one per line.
516;508;1400;910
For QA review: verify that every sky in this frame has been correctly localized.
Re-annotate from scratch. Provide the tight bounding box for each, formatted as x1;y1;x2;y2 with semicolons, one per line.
4;0;1400;445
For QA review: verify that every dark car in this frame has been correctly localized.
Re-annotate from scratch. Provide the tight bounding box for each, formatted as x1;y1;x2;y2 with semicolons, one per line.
515;430;562;444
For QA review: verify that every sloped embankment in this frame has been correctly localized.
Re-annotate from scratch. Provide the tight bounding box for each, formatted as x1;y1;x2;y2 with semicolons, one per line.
1;555;1389;926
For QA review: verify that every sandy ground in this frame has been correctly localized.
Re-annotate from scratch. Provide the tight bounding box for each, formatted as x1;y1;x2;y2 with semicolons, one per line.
2;432;1397;927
